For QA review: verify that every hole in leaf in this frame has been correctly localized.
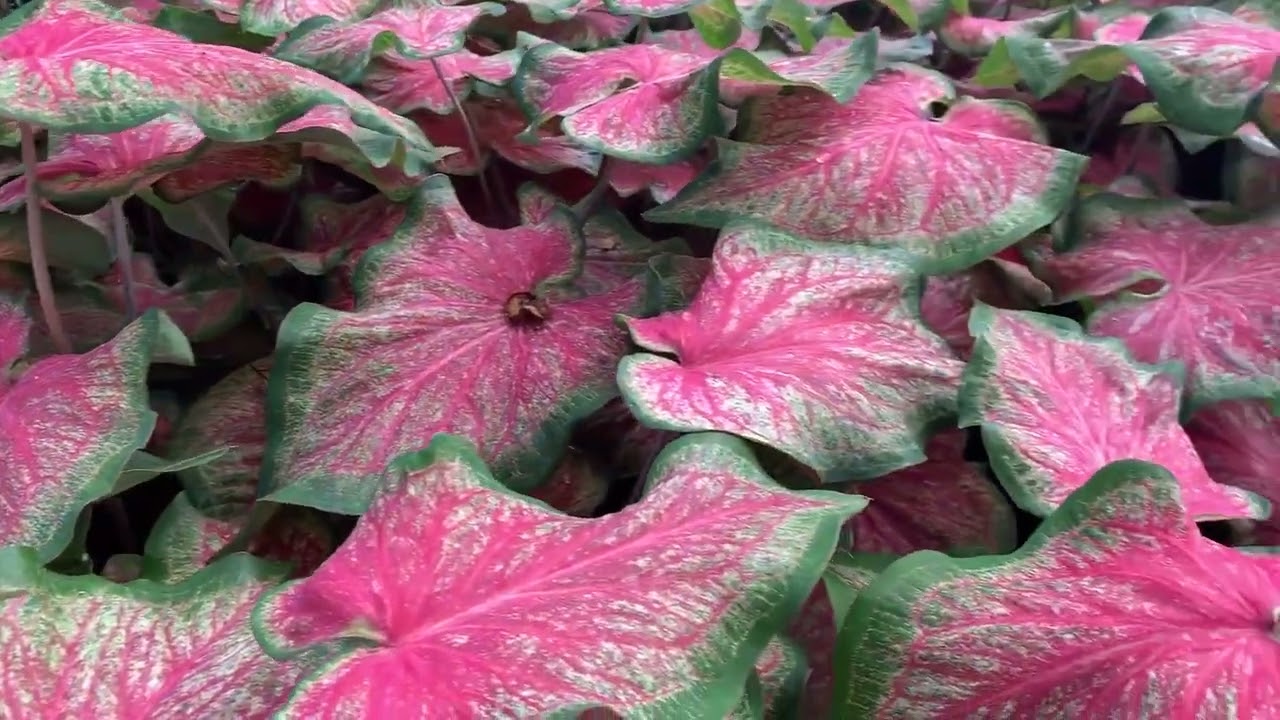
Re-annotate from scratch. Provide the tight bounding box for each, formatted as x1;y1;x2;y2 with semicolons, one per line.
505;292;551;326
1127;277;1167;297
616;78;639;91
927;101;950;119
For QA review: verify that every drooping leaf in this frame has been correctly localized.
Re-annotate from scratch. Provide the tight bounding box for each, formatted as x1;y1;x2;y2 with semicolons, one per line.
145;492;332;583
878;0;961;31
648;65;1087;272
0;306;195;560
262;174;653;513
939;8;1071;56
220;0;381;35
971;15;1139;98
716;31;879;105
0;205;113;274
958;304;1267;520
1188;398;1280;544
274;3;505;84
1029;192;1280;407
750;637;807;716
1122;7;1280;139
619;222;964;483
415;100;601;177
604;0;771;28
836;459;1280;717
360;49;522;115
0;0;430;155
0;548;303;717
253;433;865;717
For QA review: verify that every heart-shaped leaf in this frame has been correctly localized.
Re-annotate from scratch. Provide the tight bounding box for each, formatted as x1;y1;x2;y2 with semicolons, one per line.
0;303;194;560
619;222;964;483
0;0;429;152
262;175;653;513
836;459;1280;716
959;304;1267;520
0;548;303;717
1031;193;1280;408
253;433;865;717
360;49;522;115
647;65;1087;272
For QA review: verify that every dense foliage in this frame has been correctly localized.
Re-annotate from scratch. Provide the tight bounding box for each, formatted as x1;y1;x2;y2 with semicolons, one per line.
0;0;1276;716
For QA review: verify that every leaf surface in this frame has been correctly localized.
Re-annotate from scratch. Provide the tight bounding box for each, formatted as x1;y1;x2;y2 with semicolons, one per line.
263;175;651;512
1031;193;1280;407
619;222;963;482
0;307;193;560
254;433;864;717
836;459;1280;717
0;549;301;718
647;65;1086;272
958;305;1266;520
1188;398;1280;544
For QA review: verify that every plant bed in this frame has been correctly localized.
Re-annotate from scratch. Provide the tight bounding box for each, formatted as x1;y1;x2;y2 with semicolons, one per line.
0;0;1276;716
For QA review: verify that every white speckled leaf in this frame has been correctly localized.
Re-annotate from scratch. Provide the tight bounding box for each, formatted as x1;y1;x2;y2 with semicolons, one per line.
619;222;964;483
1029;193;1280;409
252;433;864;717
0;307;193;561
836;459;1280;717
0;548;302;718
958;304;1267;520
262;175;651;513
646;65;1087;273
1188;398;1280;545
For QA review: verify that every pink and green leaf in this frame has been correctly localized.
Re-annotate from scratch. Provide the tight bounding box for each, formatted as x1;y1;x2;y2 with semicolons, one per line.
0;205;113;274
836;459;1280;717
1188;398;1280;545
262;174;653;513
939;8;1071;57
958;304;1268;520
0;0;430;153
0;548;304;717
0;307;195;560
252;432;865;717
647;65;1087;273
618;222;964;483
233;0;381;35
361;49;523;115
274;3;505;84
1030;193;1280;407
919;256;1052;359
415;100;602;177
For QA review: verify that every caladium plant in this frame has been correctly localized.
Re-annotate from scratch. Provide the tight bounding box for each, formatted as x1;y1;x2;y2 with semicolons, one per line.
0;0;1275;715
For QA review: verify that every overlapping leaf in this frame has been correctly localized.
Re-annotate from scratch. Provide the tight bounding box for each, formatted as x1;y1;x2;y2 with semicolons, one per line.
0;0;430;155
275;3;505;84
648;65;1087;272
619;222;964;483
0;304;194;560
207;0;380;35
361;49;522;115
1188;398;1280;544
253;433;864;717
0;549;302;717
837;459;1280;717
939;8;1071;57
262;175;653;513
959;304;1266;520
1030;193;1280;407
919;256;1050;359
416;100;601;177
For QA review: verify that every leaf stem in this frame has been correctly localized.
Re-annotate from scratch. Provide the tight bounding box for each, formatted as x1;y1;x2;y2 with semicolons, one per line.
110;197;137;320
572;156;611;230
19;122;70;354
430;57;498;221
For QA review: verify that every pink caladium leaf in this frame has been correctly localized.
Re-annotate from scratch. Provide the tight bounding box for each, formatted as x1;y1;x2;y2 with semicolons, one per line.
648;65;1087;273
360;49;522;115
0;548;304;717
512;40;724;162
1122;7;1280;139
153;145;300;203
938;8;1071;56
415;100;602;177
1188;398;1280;545
618;222;964;483
252;433;865;717
746;637;807;716
262;175;654;513
970;14;1141;99
145;492;332;583
524;447;611;516
958;304;1267;520
716;32;879;105
0;117;206;213
273;3;505;84
836;459;1280;717
607;155;706;203
0;305;195;560
1030;193;1280;407
919;256;1051;359
0;0;429;152
487;1;638;50
224;0;380;35
845;430;1017;555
